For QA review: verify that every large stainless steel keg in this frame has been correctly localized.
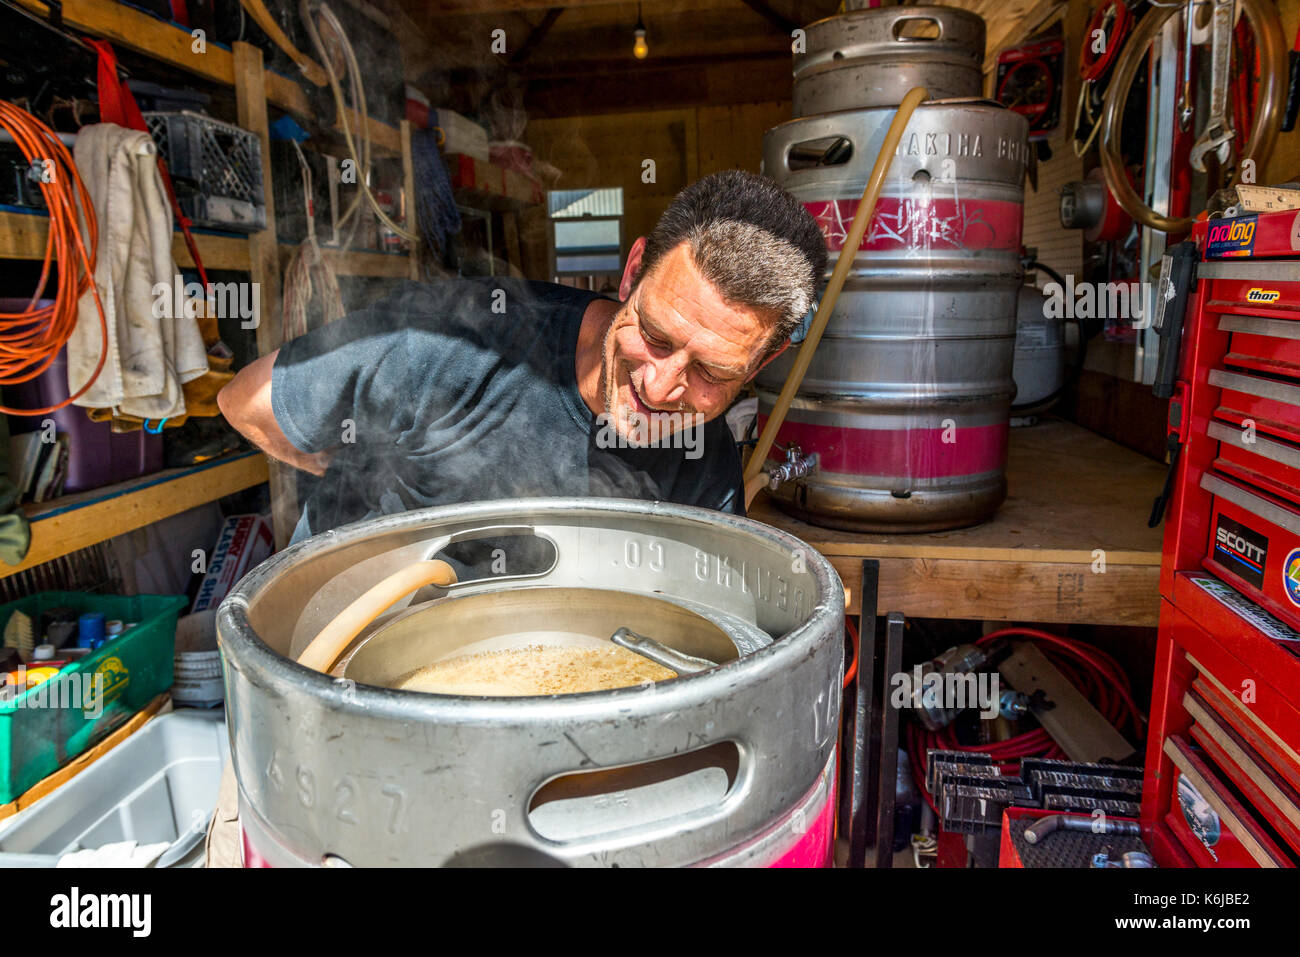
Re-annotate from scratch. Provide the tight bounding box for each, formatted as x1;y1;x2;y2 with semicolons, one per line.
217;498;845;867
794;6;985;117
757;101;1029;532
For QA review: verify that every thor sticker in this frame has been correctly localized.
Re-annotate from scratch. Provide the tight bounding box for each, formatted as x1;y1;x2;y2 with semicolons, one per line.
1246;288;1281;304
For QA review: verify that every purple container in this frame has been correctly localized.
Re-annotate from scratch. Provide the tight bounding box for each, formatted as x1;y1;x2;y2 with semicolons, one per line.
2;299;163;494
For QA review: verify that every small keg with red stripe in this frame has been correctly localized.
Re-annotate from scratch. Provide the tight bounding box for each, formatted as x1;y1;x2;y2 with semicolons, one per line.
757;101;1029;532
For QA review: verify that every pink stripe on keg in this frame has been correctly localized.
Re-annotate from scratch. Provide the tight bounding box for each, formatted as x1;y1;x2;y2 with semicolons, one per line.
770;780;837;868
760;417;1008;479
806;197;1024;253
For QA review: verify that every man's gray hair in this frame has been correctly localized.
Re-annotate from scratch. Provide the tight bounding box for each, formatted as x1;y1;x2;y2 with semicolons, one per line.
637;171;829;349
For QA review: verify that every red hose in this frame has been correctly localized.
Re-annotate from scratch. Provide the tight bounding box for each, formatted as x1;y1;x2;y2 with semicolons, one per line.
907;627;1146;810
1080;0;1132;82
843;616;859;690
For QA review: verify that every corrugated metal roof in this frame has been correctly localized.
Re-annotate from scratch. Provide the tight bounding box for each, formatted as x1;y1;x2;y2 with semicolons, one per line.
548;188;624;218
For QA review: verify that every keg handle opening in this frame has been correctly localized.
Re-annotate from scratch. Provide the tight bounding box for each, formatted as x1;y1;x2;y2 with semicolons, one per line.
295;525;560;674
891;16;943;41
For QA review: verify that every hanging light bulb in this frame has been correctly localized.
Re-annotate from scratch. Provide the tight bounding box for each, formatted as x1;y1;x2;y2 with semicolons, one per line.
633;3;648;59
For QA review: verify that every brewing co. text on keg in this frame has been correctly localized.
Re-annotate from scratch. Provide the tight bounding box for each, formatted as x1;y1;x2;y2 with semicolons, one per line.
620;536;808;619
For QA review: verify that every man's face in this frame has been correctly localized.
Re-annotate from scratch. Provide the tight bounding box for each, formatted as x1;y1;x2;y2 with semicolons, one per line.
600;242;776;444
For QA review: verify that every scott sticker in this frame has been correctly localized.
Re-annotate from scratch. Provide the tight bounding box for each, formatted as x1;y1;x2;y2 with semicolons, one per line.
1205;215;1258;259
1214;514;1268;590
1284;548;1300;608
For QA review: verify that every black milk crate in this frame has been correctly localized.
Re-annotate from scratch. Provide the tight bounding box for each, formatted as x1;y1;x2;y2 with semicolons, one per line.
143;111;266;233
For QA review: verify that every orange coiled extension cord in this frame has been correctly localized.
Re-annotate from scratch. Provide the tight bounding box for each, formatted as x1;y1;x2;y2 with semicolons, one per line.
0;100;108;416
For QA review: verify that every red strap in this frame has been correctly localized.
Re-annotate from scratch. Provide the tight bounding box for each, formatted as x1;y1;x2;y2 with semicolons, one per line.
89;39;209;287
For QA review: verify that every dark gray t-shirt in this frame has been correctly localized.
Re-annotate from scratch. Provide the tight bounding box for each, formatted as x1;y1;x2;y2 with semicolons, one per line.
271;277;744;546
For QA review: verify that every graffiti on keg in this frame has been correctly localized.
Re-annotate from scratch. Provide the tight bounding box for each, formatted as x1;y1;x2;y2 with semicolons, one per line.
807;197;1022;254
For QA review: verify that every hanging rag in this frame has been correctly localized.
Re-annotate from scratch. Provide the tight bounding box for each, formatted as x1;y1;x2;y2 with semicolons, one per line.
66;123;209;421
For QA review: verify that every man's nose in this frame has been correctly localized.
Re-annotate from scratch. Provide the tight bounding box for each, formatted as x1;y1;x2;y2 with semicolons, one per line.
643;352;689;407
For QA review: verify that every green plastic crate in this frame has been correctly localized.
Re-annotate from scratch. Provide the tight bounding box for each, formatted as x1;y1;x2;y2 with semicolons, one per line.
0;592;187;804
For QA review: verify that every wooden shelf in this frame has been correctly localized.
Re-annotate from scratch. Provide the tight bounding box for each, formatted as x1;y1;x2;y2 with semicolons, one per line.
282;244;411;278
14;0;402;155
0;209;252;271
448;153;543;210
2;451;270;579
751;418;1166;627
0;209;414;277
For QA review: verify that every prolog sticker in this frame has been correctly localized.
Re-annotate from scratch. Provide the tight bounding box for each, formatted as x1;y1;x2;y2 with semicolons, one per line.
1205;215;1257;259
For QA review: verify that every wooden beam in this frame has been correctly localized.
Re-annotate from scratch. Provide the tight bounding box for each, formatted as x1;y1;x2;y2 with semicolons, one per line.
234;42;297;551
737;0;796;35
0;211;252;270
830;555;1161;627
984;0;1066;73
13;0;401;155
401;119;421;279
406;0;630;15
6;454;270;579
510;7;564;64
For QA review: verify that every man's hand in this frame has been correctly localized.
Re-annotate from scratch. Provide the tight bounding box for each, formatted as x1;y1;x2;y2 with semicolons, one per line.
217;351;335;476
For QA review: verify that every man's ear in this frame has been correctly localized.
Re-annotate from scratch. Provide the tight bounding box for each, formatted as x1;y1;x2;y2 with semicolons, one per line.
746;339;791;382
619;236;647;302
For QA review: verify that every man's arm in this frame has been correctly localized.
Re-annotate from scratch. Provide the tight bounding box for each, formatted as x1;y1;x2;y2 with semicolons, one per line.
217;351;334;476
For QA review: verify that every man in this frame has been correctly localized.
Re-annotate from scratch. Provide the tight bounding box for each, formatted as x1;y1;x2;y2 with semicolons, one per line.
218;170;827;543
205;169;828;866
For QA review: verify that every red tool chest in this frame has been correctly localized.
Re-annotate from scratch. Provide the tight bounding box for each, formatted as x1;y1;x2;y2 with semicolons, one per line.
1144;209;1300;868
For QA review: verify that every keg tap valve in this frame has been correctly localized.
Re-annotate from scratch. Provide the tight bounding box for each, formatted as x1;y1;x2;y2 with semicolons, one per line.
767;444;819;491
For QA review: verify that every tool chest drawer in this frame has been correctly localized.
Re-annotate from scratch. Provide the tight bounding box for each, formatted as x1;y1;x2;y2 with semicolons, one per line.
1183;687;1300;853
1198;473;1300;629
1162;735;1295;867
1209;368;1300;449
1218;310;1300;378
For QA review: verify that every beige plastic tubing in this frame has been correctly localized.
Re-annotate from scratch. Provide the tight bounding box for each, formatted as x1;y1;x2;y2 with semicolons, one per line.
743;86;930;508
296;559;458;673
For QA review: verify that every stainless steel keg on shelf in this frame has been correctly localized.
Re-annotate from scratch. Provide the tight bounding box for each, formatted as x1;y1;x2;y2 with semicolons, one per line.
793;6;985;117
217;498;845;867
757;101;1029;532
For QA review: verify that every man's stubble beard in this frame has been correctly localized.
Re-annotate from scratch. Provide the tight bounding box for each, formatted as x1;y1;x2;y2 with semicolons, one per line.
597;304;713;444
